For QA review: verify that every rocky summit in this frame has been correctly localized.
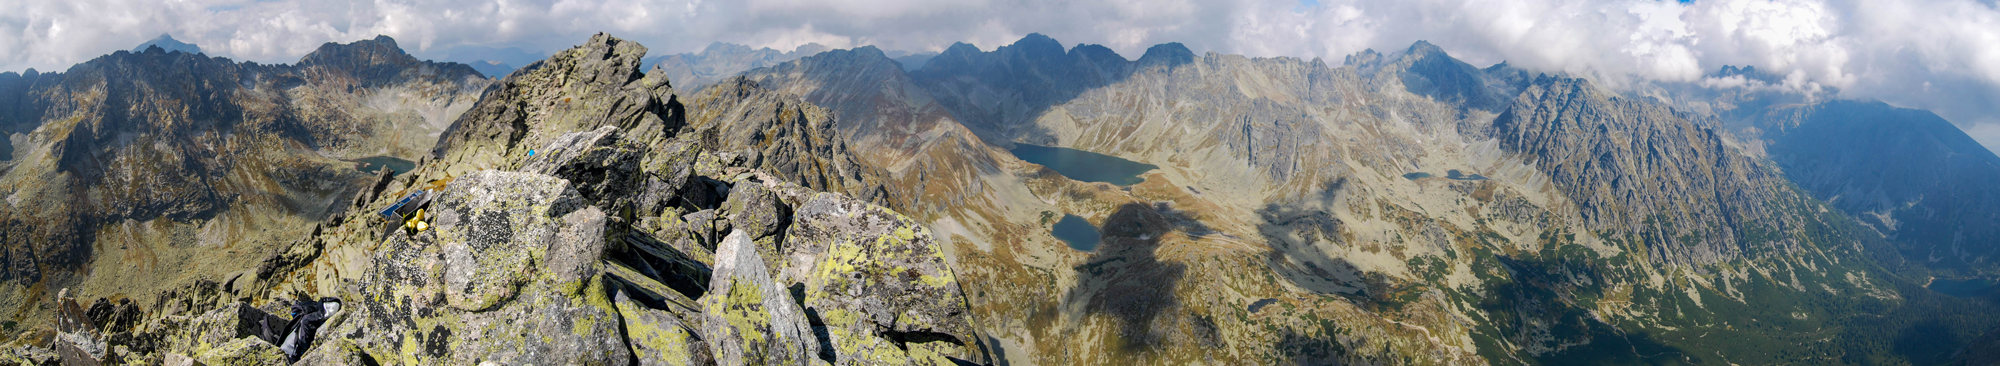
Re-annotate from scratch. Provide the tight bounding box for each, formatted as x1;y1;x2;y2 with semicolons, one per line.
2;29;1999;366
3;34;992;366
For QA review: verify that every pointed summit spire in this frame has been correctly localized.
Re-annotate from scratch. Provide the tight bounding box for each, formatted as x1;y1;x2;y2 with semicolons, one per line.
133;34;202;55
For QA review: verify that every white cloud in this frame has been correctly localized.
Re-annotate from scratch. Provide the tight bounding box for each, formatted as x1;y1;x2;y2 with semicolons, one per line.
2;0;1998;148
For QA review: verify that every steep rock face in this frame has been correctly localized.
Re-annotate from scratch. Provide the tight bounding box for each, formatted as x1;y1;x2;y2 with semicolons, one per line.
683;77;892;204
0;36;487;329
735;46;1020;221
1490;76;1788;265
518;125;651;212
431;33;684;176
1754;101;2000;274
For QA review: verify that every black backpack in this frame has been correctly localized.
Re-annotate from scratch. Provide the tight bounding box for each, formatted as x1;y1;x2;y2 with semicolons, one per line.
258;297;341;363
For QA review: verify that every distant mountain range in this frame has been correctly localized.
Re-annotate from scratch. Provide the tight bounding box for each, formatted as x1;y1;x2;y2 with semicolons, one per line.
1;32;1996;365
0;36;487;340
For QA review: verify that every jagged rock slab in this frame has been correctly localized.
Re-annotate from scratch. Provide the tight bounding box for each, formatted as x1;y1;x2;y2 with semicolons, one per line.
699;230;821;365
786;192;987;365
685;77;892;205
519;125;649;211
614;289;715;366
432;33;683;177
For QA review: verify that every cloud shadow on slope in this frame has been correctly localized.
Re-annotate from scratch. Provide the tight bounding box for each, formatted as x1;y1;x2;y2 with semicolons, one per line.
1062;201;1215;352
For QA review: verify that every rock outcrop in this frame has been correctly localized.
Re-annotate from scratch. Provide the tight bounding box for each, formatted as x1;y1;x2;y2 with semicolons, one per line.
699;230;820;365
20;33;996;366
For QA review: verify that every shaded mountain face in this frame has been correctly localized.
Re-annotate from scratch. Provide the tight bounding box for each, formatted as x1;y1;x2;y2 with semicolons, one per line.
0;36;486;328
1635;69;2000;276
1750;101;2000;274
722;33;2000;365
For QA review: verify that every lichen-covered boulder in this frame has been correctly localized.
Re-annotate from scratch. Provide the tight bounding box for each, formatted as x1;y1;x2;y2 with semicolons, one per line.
725;179;791;240
192;338;286;366
786;192;988;365
637;137;703;217
699;230;821;366
290;338;375;366
158;303;284;358
2;346;60;366
316;170;630;365
432;171;600;311
724;179;793;277
615;289;714;366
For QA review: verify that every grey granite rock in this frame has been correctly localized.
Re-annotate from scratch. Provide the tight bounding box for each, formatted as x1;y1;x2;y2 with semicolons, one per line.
699;230;820;366
519;125;650;212
785;193;987;365
614;289;715;366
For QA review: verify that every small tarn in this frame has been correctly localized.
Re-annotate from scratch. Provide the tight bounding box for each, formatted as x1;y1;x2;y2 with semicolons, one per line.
1929;278;1998;298
353;156;416;176
1404;169;1488;181
1052;214;1101;252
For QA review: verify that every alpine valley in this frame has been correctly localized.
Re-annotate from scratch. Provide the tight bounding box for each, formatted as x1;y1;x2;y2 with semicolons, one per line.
0;31;1996;366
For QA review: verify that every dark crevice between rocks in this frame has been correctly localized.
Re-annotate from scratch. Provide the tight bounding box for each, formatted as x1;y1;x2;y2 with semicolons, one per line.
605;276;689;314
606;285;643;366
881;328;966;351
610;231;711;300
790;283;837;364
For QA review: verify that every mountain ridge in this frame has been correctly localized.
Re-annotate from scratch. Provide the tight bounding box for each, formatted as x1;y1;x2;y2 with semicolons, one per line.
1;31;1996;366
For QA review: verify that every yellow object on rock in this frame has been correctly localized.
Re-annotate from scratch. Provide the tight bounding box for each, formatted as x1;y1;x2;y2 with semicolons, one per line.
404;209;430;232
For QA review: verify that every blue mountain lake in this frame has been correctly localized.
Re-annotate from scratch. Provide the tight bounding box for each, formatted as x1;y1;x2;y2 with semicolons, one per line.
1929;278;1997;298
354;156;416;176
1052;214;1101;251
1009;144;1157;186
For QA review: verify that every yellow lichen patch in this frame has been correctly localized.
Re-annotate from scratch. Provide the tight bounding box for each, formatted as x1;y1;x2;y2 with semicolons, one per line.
821;307;912;365
719;279;771;347
615;298;703;366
